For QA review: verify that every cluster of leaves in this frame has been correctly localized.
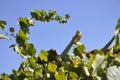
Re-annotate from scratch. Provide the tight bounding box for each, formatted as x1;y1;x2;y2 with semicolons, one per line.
31;10;70;23
0;9;120;80
10;10;70;58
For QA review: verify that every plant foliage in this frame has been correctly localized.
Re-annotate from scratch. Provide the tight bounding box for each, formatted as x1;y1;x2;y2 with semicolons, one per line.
0;9;120;80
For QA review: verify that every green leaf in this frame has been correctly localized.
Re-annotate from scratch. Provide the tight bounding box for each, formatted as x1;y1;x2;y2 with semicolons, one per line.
12;69;18;76
31;10;47;22
116;18;120;32
40;10;47;16
49;10;56;17
0;20;7;30
65;14;70;19
21;48;28;56
55;16;62;21
39;50;48;62
18;17;30;33
28;56;38;69
97;68;105;77
31;10;41;20
24;78;29;80
34;68;42;77
16;30;28;46
15;43;36;58
20;62;33;77
0;73;11;80
54;72;65;80
47;62;57;72
70;56;82;68
73;44;85;57
22;70;33;77
19;17;29;28
86;53;95;69
69;72;78;79
12;45;28;58
25;43;36;56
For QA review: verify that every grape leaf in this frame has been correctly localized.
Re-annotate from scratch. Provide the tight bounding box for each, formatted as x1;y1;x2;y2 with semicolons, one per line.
47;62;57;72
73;44;85;57
54;72;65;80
18;18;30;33
69;72;78;79
25;43;36;56
39;50;48;62
28;56;38;69
16;30;28;46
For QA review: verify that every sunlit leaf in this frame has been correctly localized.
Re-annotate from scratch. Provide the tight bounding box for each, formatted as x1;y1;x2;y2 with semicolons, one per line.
31;10;41;20
11;45;29;58
28;56;38;69
0;20;7;30
39;50;48;62
55;16;62;21
73;44;85;57
70;56;82;68
25;43;36;56
54;72;65;80
34;68;42;77
69;72;78;79
49;10;56;17
0;73;11;80
40;10;47;16
18;17;30;33
18;17;29;28
86;53;95;69
20;62;33;77
16;30;28;46
22;70;33;77
24;78;29;80
47;62;57;72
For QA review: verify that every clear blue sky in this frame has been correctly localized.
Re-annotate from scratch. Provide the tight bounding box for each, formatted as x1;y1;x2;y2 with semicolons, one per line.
0;0;120;74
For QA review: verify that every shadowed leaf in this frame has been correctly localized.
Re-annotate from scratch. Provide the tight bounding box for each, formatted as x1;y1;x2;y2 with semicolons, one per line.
0;20;7;30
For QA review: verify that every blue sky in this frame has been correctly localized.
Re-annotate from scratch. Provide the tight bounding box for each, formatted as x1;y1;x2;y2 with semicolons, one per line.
0;0;120;74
